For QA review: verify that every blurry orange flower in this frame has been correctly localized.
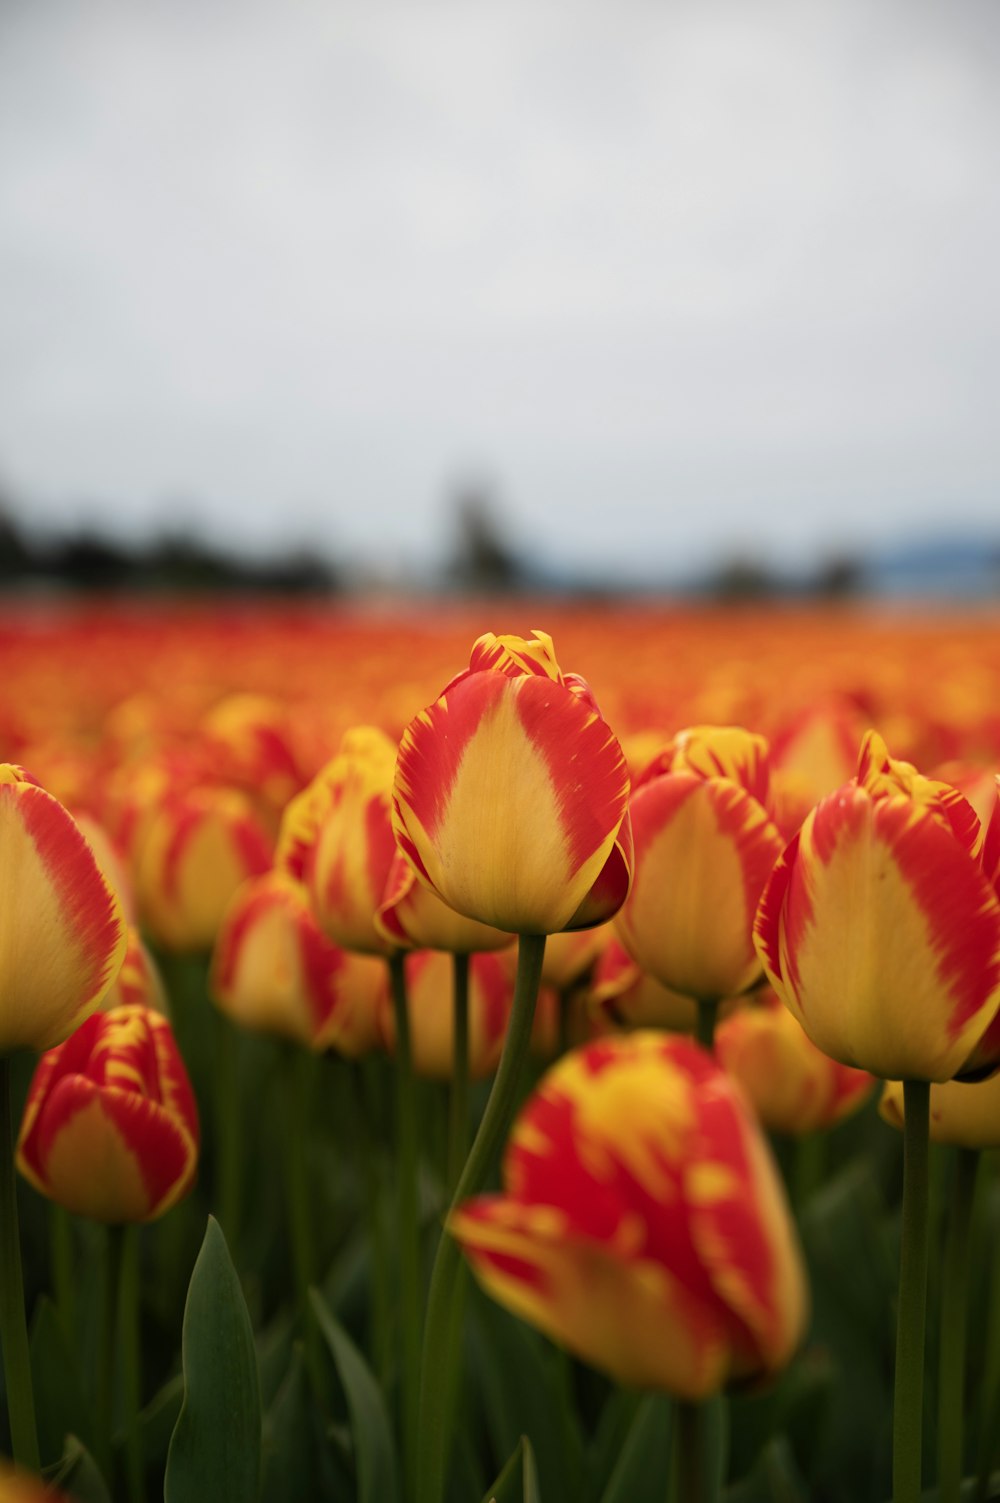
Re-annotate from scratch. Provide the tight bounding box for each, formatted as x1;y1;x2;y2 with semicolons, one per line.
0;765;127;1052
392;631;632;935
211;872;385;1055
378;949;510;1079
17;1005;199;1223
278;727;399;955
451;1033;807;1397
715;991;875;1135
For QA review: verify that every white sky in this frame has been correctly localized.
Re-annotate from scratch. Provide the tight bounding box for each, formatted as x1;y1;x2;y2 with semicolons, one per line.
1;0;998;577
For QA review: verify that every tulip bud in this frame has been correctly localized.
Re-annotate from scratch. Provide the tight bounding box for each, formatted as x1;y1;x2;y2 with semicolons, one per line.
17;1005;199;1223
0;765;127;1052
451;1032;808;1397
616;727;785;1001
392;631;632;935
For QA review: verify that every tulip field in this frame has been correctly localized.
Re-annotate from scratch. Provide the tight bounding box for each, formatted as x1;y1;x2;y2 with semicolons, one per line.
3;598;1000;1503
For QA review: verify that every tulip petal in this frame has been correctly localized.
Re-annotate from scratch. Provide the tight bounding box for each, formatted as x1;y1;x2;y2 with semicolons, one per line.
0;778;126;1050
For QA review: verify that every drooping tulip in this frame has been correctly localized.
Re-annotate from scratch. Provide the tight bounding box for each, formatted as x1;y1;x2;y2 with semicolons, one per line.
451;1032;808;1397
616;726;785;1001
210;871;385;1054
17;1005;199;1223
754;731;1000;1082
392;631;632;936
0;765;127;1053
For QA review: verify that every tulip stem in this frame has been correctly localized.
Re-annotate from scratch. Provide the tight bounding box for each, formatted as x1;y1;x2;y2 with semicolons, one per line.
214;1010;242;1261
97;1221;126;1482
893;1077;931;1503
358;1058;393;1388
416;931;546;1503
390;953;423;1501
281;1045;323;1399
695;1000;718;1051
975;1169;1000;1501
448;954;470;1193
0;1055;39;1471
50;1203;76;1341
673;1401;704;1503
938;1146;978;1503
119;1225;144;1503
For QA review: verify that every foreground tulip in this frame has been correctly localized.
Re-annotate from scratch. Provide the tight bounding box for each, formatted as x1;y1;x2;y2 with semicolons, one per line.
17;1005;199;1223
754;731;1000;1083
392;630;632;935
715;992;875;1136
0;765;127;1052
451;1032;808;1396
211;871;385;1054
616;726;784;1020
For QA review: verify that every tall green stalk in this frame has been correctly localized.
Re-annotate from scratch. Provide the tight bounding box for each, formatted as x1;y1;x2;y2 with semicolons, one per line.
673;1401;703;1503
214;1010;242;1259
938;1146;978;1503
118;1225;144;1503
416;932;546;1503
0;1056;39;1470
447;954;470;1194
894;1079;931;1503
390;953;422;1501
281;1045;323;1398
695;1000;718;1051
96;1223;126;1481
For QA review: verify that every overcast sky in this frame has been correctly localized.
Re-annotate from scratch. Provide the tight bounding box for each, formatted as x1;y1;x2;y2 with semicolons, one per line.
1;0;998;578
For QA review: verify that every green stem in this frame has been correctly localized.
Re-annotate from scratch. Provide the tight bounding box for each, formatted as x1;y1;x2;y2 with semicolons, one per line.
893;1078;931;1503
357;1058;392;1388
0;1056;39;1470
695;1000;719;1051
793;1131;827;1211
50;1204;76;1341
415;932;546;1503
976;1155;1000;1501
673;1401;703;1503
214;1010;242;1259
281;1046;322;1395
447;954;470;1194
939;1147;978;1503
390;952;422;1501
119;1226;144;1503
96;1222;126;1481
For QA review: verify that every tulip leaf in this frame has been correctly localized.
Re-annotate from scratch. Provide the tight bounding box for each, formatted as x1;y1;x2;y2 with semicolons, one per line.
310;1287;399;1503
46;1434;112;1503
597;1394;673;1503
29;1295;90;1467
480;1435;541;1503
165;1216;262;1503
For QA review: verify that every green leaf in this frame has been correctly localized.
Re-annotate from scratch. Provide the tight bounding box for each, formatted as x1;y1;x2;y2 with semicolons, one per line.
136;1373;184;1474
480;1435;541;1503
47;1434;112;1503
311;1287;399;1503
598;1394;673;1503
165;1216;262;1503
29;1295;90;1467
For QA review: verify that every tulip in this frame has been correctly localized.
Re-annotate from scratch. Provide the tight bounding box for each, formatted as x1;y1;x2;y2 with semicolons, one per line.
451;1032;808;1397
880;1075;1000;1150
715;992;875;1137
17;1004;199;1224
135;785;272;952
211;871;385;1054
590;934;699;1033
616;726;785;1011
278;726;398;955
392;630;632;936
0;765;127;1053
377;950;510;1080
754;730;1000;1083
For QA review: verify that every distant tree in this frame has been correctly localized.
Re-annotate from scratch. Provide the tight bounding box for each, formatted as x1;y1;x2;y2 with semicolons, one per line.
446;487;524;592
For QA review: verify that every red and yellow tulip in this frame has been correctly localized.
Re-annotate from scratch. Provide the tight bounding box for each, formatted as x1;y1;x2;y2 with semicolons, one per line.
211;871;386;1054
754;731;1000;1081
880;1073;1000;1149
392;631;632;935
715;991;875;1135
17;1004;199;1223
451;1032;807;1397
616;726;785;1001
0;765;127;1052
377;949;511;1079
